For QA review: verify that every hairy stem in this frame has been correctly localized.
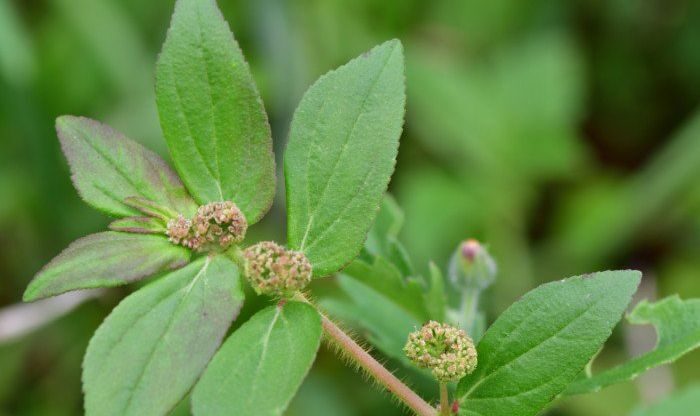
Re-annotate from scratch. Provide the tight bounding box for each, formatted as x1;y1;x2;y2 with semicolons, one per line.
439;383;450;415
295;293;437;416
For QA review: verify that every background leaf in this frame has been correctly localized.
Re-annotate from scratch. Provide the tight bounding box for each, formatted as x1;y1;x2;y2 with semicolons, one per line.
156;0;275;223
364;195;404;258
322;275;420;363
284;40;406;277
82;255;243;416
456;270;641;416
322;194;443;361
565;295;700;395
630;384;700;416
0;0;36;86
192;301;322;416
342;257;429;321
23;232;190;301
56;115;197;218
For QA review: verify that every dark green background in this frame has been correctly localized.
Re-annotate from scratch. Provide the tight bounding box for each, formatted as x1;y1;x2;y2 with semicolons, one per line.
1;0;699;414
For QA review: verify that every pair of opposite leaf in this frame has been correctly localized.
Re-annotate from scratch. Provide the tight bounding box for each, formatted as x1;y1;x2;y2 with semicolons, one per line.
23;0;406;415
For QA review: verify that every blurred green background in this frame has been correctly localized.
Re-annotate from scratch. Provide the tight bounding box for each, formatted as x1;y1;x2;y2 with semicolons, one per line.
1;0;700;415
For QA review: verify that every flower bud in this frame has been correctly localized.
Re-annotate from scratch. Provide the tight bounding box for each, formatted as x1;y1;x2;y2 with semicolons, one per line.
448;239;496;290
166;201;247;251
404;321;477;382
243;241;312;298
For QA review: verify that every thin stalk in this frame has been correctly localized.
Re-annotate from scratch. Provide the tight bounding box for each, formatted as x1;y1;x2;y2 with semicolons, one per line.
295;293;437;416
439;383;450;415
460;289;479;335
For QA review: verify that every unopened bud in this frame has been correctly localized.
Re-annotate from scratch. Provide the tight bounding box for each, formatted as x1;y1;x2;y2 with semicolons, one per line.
243;241;312;298
404;321;477;382
448;239;496;290
166;201;247;251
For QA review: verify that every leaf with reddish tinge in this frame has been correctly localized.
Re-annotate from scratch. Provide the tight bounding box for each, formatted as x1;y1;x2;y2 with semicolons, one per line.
109;217;166;234
83;256;244;416
57;115;197;218
23;232;190;301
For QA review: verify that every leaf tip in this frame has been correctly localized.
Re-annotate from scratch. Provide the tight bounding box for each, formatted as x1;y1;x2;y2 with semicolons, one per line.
55;114;70;127
623;269;643;288
385;38;403;51
22;280;41;302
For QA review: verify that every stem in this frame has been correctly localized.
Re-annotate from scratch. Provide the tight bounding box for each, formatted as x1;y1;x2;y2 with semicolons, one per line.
460;288;480;335
439;383;449;416
295;294;437;416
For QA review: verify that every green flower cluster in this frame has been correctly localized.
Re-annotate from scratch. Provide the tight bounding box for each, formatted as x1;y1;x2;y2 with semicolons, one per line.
243;241;312;298
404;321;477;382
166;201;247;251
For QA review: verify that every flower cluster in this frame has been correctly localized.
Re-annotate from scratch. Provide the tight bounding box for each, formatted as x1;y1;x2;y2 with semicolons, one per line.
243;241;312;298
166;201;247;251
404;321;477;382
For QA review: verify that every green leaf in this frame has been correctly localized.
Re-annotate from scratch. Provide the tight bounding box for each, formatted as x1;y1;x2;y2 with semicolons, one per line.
156;0;275;223
631;384;700;416
192;301;322;416
23;232;190;301
56;116;197;218
386;237;415;277
322;274;420;363
565;295;700;395
83;256;243;416
364;195;404;258
425;262;447;321
343;256;430;321
456;270;641;416
285;40;406;277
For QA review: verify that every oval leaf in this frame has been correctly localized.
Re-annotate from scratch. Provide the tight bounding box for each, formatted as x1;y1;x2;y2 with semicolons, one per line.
456;270;641;416
284;40;406;277
192;301;322;416
23;232;190;301
156;0;275;223
57;115;197;218
83;256;243;416
565;295;700;395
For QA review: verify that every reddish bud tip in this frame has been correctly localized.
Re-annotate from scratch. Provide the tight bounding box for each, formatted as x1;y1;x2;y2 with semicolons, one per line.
460;239;481;261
